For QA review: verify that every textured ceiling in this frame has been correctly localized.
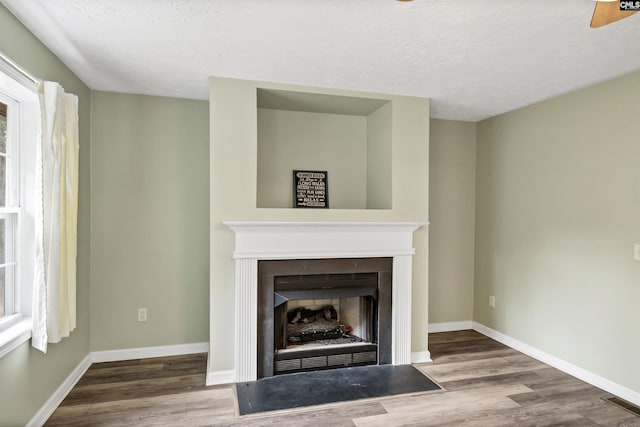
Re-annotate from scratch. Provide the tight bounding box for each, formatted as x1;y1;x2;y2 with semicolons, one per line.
2;0;640;121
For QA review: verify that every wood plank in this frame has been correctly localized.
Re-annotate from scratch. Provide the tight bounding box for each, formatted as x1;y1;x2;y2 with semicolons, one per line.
62;373;207;406
420;354;546;383
214;401;387;427
47;389;235;427
427;347;521;365
352;385;530;426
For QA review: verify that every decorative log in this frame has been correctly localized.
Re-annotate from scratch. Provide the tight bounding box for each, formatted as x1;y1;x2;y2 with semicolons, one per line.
287;305;337;324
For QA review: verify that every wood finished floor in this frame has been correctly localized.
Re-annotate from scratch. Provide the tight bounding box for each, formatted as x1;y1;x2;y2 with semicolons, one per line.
45;330;640;426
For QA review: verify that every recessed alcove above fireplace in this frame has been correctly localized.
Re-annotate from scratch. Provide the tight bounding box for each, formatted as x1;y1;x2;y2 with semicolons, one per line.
256;88;392;210
222;221;425;383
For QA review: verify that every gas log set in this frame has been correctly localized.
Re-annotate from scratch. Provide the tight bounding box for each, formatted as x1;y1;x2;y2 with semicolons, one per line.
286;305;361;345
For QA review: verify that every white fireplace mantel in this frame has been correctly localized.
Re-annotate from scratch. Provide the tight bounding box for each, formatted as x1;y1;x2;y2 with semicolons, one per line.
224;221;422;259
217;221;426;384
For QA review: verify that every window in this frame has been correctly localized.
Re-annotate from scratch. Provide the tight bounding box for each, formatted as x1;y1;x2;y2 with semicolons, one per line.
0;63;39;357
0;99;18;321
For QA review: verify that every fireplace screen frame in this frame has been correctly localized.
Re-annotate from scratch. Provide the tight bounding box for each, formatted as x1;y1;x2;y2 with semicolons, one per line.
257;257;392;379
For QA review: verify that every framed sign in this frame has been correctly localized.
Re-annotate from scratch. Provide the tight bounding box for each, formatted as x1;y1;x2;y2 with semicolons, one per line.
293;170;329;208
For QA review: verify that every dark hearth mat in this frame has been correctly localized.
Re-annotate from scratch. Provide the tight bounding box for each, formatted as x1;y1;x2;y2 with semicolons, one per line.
235;364;441;416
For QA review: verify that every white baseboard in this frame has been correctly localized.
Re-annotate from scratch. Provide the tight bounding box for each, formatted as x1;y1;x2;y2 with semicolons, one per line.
26;353;92;427
411;350;432;364
206;369;236;386
472;322;640;407
91;342;208;363
428;320;473;333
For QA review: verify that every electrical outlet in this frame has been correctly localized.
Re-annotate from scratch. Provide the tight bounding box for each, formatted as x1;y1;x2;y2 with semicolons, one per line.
137;308;148;322
634;244;640;261
489;296;496;308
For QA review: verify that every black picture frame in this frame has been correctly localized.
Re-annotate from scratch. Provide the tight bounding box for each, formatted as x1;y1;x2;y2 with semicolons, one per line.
293;170;329;208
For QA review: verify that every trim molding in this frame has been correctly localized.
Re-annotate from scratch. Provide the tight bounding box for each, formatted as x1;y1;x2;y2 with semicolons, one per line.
0;50;40;90
91;342;208;363
0;317;32;359
411;350;432;364
428;320;473;333
26;353;92;427
223;221;425;233
206;369;236;386
233;249;416;260
472;322;640;407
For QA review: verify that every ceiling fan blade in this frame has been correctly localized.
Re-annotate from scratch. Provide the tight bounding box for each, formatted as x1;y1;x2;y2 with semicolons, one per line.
590;1;637;28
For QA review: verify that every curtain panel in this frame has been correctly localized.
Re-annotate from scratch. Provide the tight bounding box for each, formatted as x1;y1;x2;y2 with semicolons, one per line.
32;81;79;353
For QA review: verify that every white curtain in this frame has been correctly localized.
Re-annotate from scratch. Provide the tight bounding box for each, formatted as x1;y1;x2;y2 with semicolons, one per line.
32;81;79;353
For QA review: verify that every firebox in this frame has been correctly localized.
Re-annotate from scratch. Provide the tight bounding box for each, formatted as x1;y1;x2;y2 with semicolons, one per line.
257;258;392;379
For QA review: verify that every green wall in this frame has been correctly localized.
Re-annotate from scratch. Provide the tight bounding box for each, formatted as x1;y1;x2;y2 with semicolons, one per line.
90;91;209;351
0;4;91;425
475;71;640;392
429;119;476;324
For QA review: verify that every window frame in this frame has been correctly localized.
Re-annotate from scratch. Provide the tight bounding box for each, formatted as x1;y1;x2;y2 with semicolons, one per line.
0;61;40;358
0;95;20;319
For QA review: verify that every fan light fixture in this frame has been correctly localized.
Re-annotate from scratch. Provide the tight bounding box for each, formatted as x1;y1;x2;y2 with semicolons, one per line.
591;0;638;28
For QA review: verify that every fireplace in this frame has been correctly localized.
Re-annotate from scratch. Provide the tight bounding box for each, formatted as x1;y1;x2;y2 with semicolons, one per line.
257;258;392;378
214;221;426;385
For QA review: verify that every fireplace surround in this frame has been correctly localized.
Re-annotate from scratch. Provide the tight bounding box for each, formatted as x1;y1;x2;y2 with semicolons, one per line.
220;221;425;384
